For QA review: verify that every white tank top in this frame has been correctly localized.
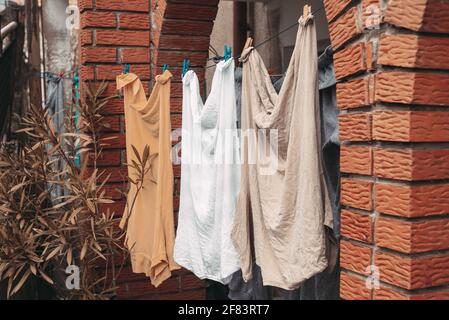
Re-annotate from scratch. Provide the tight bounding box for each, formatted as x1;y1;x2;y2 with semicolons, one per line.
174;58;241;284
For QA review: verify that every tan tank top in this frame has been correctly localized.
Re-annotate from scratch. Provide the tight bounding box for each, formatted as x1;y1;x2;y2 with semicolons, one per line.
116;70;179;287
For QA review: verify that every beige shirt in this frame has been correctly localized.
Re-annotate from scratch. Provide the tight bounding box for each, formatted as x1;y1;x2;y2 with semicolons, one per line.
231;15;332;290
117;71;179;287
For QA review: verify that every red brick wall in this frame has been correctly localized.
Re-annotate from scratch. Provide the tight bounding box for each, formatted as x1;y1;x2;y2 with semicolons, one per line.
325;0;449;299
79;0;449;300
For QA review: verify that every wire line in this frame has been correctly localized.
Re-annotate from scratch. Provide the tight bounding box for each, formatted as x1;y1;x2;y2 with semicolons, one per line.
205;6;324;69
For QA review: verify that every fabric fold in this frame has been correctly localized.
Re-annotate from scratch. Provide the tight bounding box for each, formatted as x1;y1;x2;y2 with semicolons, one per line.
231;14;332;290
117;70;180;288
174;59;241;284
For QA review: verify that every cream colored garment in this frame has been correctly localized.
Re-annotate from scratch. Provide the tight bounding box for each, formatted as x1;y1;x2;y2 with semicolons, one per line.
231;14;333;290
117;71;179;287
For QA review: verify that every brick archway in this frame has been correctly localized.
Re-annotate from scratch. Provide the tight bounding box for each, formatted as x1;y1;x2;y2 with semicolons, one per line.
79;0;449;300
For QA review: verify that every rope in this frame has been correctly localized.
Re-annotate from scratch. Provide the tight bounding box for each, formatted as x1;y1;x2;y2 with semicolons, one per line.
35;71;75;80
209;45;219;57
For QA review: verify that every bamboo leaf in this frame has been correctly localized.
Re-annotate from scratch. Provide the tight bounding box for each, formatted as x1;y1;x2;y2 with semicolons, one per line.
9;182;27;194
38;269;54;285
142;145;150;165
80;240;88;261
67;247;73;265
11;270;31;295
131;145;141;164
30;264;37;276
96;199;114;204
45;246;61;261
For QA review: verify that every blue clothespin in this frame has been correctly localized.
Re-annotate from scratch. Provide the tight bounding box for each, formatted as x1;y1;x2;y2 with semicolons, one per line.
124;64;131;74
162;64;169;72
182;59;190;78
224;45;232;61
73;69;80;100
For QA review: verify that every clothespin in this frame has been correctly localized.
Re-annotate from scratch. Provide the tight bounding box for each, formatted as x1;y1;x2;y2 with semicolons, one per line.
238;37;253;66
73;69;80;100
123;64;131;74
224;45;228;61
241;37;253;55
162;64;169;72
224;45;232;61
182;59;190;78
303;4;311;18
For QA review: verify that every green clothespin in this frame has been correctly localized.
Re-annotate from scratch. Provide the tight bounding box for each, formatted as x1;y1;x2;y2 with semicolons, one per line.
74;69;80;100
224;45;232;61
163;64;169;72
124;64;131;74
182;59;190;78
224;46;228;61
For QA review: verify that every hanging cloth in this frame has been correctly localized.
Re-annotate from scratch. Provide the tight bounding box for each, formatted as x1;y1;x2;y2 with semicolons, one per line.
116;71;180;287
231;14;333;290
293;46;340;300
174;58;241;284
46;73;65;132
45;74;66;199
229;55;340;300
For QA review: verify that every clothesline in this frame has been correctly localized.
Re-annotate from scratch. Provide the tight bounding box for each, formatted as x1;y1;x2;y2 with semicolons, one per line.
35;71;75;80
205;5;324;69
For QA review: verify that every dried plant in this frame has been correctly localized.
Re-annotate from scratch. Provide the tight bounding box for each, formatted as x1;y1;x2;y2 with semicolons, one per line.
0;82;151;300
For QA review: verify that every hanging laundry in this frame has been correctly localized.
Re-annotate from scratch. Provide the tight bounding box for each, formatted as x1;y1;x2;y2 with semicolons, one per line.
318;46;340;240
174;58;241;284
295;46;340;300
116;70;179;287
228;71;290;300
231;13;333;290
45;73;66;199
234;67;243;129
46;73;65;132
228;262;272;300
229;48;340;300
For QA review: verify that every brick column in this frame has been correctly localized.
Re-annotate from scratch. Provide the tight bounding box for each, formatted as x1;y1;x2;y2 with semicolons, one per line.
325;0;449;299
78;0;219;300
